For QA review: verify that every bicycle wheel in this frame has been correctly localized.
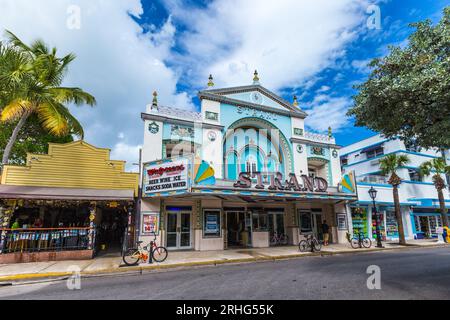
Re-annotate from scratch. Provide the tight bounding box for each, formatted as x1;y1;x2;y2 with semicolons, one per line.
362;238;372;248
350;238;360;249
123;248;141;266
298;240;308;252
152;246;168;262
313;239;322;252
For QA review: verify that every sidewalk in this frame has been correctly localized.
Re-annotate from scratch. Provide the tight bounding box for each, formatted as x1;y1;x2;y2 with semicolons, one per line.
0;239;446;283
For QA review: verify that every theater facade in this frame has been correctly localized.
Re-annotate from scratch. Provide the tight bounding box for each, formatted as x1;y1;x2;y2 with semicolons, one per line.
139;73;357;250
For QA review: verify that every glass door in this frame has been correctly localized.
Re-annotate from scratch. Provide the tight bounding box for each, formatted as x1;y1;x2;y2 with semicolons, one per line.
311;213;323;240
180;213;191;248
166;211;192;249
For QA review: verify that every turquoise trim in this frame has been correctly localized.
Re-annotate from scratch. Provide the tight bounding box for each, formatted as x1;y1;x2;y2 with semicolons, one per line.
353;201;417;206
357;182;393;188
343;150;440;169
340;139;389;157
410;198;450;202
402;181;434;186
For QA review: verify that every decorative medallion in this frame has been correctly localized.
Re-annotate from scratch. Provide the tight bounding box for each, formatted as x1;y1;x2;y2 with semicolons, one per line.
250;92;264;104
207;131;217;142
332;149;338;158
148;122;159;134
296;144;303;153
311;146;325;156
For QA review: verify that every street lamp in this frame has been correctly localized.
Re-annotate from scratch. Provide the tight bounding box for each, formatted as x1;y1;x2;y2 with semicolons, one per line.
369;186;383;248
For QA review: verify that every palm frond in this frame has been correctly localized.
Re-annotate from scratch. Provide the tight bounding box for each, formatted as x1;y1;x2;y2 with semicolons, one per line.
4;30;33;54
36;101;69;136
0;99;34;122
48;87;96;106
419;161;433;177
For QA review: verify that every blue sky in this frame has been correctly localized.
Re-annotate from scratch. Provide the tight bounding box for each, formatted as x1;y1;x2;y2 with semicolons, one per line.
137;0;448;147
0;0;449;168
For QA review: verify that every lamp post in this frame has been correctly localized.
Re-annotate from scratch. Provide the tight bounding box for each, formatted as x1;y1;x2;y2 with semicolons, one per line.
368;186;383;248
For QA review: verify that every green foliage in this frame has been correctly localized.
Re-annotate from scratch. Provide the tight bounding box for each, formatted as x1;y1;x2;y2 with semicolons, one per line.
348;7;450;149
0;115;73;165
379;154;410;177
419;158;450;177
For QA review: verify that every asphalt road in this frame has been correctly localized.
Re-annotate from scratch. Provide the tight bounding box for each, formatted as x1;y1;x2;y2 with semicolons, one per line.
1;247;450;300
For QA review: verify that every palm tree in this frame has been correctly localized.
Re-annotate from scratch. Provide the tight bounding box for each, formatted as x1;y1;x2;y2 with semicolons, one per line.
419;158;450;228
0;30;96;166
379;153;410;245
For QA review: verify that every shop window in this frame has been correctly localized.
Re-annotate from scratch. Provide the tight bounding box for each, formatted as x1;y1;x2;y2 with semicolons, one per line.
351;207;368;237
385;210;398;237
298;210;312;233
252;212;268;231
366;147;384;159
203;209;221;238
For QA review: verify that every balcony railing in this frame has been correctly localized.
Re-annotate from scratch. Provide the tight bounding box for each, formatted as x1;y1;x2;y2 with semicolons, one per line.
0;227;92;254
304;131;335;144
356;175;389;184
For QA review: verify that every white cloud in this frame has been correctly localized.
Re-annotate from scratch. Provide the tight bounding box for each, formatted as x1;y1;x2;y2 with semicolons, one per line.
110;142;142;172
0;0;191;170
304;95;353;133
165;0;371;91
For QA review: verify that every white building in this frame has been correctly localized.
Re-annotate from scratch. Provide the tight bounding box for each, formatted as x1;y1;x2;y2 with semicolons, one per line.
340;134;450;241
138;73;357;251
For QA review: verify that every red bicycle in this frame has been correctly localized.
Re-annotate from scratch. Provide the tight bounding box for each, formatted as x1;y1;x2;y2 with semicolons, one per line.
123;233;168;266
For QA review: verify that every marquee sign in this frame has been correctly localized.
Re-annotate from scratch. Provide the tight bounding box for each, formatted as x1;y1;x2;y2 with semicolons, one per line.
143;159;189;195
233;171;329;193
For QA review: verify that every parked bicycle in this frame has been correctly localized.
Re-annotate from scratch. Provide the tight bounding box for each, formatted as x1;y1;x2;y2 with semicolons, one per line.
298;234;322;252
123;233;168;266
348;232;372;249
270;232;289;246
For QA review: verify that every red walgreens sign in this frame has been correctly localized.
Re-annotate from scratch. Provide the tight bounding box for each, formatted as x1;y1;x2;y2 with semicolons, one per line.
147;164;185;177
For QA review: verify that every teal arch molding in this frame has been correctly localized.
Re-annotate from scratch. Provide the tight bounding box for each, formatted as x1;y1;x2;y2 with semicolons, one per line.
223;117;294;175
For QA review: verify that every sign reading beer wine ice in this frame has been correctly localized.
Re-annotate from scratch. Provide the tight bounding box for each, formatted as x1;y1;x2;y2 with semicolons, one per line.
144;159;189;194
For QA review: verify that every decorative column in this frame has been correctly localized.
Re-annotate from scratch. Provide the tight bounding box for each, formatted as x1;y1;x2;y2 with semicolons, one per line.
194;200;202;251
87;202;97;252
286;203;299;245
159;199;165;231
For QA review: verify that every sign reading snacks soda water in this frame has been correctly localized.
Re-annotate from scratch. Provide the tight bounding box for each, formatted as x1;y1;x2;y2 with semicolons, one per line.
144;159;189;194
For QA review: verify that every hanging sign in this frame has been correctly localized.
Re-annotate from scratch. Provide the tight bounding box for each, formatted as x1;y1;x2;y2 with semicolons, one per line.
143;158;189;195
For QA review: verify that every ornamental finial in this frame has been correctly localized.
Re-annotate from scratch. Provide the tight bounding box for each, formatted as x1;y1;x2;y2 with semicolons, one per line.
151;91;158;110
328;126;332;138
207;74;214;87
293;95;299;107
253;70;260;84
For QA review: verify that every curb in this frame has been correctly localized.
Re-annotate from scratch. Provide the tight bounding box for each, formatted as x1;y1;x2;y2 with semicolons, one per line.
0;243;448;284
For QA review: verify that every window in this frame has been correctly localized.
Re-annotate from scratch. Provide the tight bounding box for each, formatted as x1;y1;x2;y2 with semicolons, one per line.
203;209;221;238
408;169;422;182
252;212;268;231
205;111;219;121
308;168;316;179
341;157;348;166
298;210;312;233
366;147;384;159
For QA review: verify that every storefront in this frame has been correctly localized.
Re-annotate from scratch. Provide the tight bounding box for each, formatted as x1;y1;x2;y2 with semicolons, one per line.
411;208;450;239
140;155;357;251
139;75;357;250
0;141;138;263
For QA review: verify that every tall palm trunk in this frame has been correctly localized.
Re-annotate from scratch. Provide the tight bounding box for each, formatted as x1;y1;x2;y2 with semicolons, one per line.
1;111;31;166
437;188;449;227
393;185;406;245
